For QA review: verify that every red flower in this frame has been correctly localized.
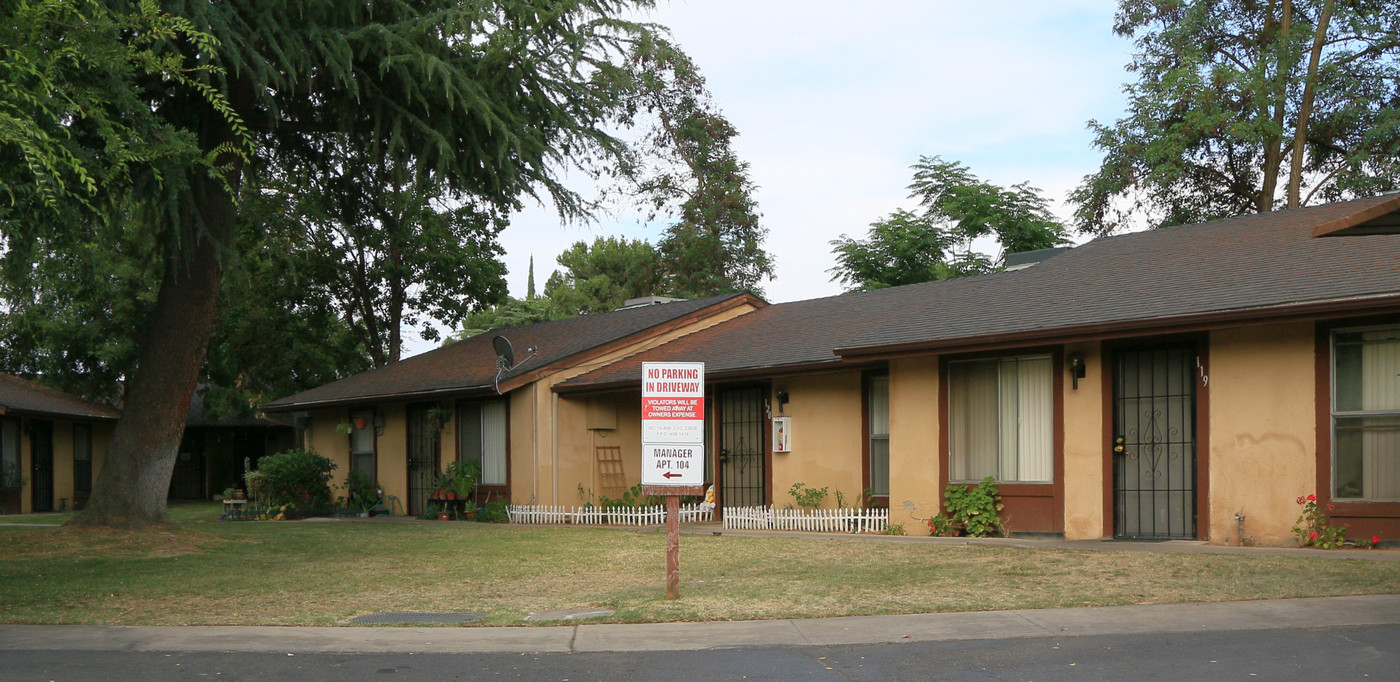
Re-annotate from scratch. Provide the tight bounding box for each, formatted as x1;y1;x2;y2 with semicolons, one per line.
1374;536;1382;544
1296;496;1305;505
1307;493;1317;502
1310;531;1319;540
1327;503;1335;512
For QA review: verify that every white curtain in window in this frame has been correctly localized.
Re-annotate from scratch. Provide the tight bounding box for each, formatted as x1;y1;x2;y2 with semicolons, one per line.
1361;333;1400;498
481;401;508;486
349;410;374;455
1014;357;1053;483
950;361;999;481
868;376;890;496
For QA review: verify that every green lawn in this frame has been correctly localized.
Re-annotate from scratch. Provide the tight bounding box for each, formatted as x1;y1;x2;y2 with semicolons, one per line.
1;504;1397;627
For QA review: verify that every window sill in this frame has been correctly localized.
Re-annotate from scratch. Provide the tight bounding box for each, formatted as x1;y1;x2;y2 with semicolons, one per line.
1330;501;1400;518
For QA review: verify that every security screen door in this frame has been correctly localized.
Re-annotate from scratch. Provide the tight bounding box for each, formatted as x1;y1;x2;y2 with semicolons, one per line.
718;387;766;508
1113;346;1197;539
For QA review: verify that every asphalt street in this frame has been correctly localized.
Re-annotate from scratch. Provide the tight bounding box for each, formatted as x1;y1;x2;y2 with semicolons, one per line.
3;624;1396;680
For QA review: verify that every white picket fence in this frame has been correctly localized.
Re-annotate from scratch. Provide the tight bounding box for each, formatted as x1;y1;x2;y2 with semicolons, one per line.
721;506;891;534
507;503;714;526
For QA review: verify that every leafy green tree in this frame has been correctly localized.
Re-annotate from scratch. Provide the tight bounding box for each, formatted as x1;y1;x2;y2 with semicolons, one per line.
1073;0;1400;235
257;144;509;367
830;157;1069;290
0;0;668;528
620;38;773;296
449;297;564;341
543;236;665;315
202;196;373;420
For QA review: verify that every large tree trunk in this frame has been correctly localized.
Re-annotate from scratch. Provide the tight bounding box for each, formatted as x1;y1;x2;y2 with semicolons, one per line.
70;107;240;529
1288;0;1334;208
1258;0;1293;212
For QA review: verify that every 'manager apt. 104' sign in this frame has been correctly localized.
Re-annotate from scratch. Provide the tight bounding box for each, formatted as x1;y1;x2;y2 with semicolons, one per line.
641;362;704;488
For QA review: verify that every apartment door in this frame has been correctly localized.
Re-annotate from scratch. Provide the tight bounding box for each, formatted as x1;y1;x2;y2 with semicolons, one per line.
718;387;766;508
30;421;54;512
1113;346;1197;539
406;404;441;516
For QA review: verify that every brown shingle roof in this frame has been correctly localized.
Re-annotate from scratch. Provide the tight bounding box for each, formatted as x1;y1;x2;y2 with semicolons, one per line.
0;375;120;421
557;195;1400;391
264;293;761;411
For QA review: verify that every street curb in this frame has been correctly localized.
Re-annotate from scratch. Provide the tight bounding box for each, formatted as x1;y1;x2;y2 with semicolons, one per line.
1;595;1396;655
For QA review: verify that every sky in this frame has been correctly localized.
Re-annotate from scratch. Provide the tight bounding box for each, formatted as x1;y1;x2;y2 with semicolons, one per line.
408;1;1136;356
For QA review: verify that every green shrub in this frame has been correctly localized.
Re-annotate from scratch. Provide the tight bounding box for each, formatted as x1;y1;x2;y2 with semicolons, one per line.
927;476;1004;537
478;499;509;523
788;482;829;509
599;483;656;508
342;469;380;511
255;450;337;510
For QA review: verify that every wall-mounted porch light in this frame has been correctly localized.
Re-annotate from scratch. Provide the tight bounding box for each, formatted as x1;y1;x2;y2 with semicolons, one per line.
1067;353;1086;390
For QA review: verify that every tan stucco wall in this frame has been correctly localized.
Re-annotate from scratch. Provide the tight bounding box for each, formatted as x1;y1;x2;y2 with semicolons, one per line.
767;373;864;508
888;356;942;531
304;408;352;486
1062;341;1106;540
506;300;759;506
8;417;112;514
508;386;537;504
1208;323;1317;546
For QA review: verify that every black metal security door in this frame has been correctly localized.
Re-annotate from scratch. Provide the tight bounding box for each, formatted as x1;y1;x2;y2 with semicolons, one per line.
1114;347;1197;539
30;421;53;513
719;387;766;508
406;404;441;516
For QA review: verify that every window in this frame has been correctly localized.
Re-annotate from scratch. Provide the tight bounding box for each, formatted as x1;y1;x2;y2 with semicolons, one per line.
349;409;375;476
73;423;92;500
458;400;508;487
1;418;18;486
1332;327;1400;500
867;376;890;498
948;355;1053;483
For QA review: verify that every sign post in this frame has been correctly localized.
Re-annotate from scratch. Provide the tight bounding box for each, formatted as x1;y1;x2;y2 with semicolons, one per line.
640;361;705;600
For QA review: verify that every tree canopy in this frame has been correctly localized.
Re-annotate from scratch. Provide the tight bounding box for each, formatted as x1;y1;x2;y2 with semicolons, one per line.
1072;0;1400;235
830;156;1070;291
1;0;676;528
620;38;773;296
544;236;665;316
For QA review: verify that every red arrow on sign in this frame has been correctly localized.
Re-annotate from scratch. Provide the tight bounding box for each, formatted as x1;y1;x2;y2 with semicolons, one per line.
662;472;683;479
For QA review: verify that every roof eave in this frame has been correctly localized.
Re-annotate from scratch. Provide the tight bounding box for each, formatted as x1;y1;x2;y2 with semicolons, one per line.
265;292;766;410
834;293;1400;360
263;384;500;413
554;358;885;395
1312;195;1400;237
0;406;119;422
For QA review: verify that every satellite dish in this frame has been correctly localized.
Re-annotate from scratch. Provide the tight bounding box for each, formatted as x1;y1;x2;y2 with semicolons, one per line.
492;335;515;369
491;334;538;394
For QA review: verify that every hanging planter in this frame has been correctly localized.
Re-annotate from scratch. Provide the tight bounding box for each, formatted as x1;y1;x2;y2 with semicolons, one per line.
352;417;369;430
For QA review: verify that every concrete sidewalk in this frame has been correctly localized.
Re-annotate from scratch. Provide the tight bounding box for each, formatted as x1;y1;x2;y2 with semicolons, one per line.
1;595;1396;655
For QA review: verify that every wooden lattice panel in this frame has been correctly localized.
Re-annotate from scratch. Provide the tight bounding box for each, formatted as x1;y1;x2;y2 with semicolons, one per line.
595;445;627;500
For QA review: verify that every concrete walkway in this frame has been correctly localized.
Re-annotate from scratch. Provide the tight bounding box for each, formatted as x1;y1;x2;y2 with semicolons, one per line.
1;595;1396;655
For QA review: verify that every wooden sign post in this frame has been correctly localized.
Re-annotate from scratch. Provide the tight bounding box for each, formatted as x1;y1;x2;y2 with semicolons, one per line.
641;362;705;600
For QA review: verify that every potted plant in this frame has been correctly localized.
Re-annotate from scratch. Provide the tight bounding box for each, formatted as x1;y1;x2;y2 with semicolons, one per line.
443;459;482;502
343;470;381;516
222;486;237;501
436;473;457;500
352;416;369;430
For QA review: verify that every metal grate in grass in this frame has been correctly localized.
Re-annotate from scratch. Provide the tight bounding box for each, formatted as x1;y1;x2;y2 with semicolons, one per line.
351;611;486;625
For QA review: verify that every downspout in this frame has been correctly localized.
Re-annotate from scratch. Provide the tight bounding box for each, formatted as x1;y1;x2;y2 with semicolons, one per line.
552;392;559;505
530;382;538;504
